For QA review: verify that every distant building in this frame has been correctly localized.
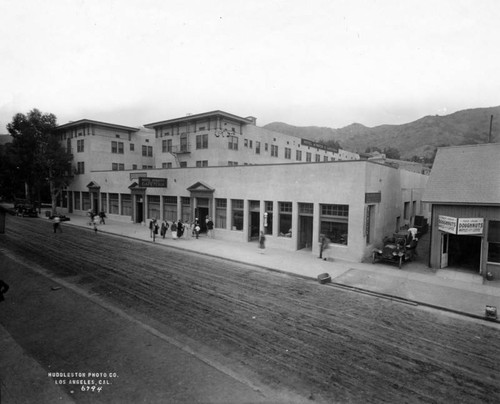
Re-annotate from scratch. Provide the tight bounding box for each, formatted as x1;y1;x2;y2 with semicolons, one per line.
423;143;500;279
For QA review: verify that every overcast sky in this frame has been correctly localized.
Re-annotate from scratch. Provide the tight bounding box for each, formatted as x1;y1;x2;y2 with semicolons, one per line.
1;0;499;131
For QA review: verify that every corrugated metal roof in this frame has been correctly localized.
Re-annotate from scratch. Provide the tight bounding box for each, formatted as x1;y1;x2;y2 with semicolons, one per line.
423;143;500;205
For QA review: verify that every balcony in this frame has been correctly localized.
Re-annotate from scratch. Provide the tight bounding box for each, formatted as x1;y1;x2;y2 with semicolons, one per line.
169;144;191;154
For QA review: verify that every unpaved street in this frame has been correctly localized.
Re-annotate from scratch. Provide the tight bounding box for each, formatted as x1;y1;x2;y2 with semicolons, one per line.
2;215;500;403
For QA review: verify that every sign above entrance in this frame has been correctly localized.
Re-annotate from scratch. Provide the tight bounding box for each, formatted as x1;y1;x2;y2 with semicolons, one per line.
457;218;484;235
438;215;457;234
138;177;167;188
438;215;484;235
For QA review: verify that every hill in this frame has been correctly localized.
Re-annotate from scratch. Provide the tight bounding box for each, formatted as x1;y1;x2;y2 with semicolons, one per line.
263;106;500;160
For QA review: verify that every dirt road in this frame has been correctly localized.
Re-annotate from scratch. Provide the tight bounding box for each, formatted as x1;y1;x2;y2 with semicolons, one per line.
2;216;500;403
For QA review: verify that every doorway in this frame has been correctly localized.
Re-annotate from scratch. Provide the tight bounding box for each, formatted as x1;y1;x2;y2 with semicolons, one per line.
136;202;143;223
196;207;209;233
298;216;313;250
93;197;99;214
448;234;482;272
249;211;260;241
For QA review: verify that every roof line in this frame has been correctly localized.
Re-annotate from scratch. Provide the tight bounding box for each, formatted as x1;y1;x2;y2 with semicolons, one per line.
144;110;253;128
56;119;140;132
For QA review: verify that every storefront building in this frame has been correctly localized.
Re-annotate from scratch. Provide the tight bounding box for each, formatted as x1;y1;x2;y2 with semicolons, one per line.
423;144;500;278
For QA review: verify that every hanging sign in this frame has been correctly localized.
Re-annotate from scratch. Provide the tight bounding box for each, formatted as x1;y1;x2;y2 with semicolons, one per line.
438;215;457;234
457;218;484;235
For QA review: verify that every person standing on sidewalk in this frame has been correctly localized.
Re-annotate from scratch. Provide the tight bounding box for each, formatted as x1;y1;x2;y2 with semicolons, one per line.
160;220;168;239
319;234;330;260
176;219;183;239
258;231;266;253
206;217;214;238
99;211;106;225
194;218;200;239
171;221;177;239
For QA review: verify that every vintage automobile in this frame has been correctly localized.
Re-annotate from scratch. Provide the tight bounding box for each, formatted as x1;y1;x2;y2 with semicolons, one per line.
372;233;418;269
14;204;38;217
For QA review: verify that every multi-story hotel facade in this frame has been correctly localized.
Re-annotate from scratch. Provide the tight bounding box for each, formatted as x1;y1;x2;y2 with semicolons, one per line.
55;110;428;262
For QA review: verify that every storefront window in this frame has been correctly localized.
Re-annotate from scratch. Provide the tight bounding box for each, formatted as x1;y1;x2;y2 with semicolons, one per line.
181;197;191;222
320;204;349;245
74;192;81;210
487;221;500;263
215;198;227;229
148;195;160;219
82;192;90;211
163;196;177;222
109;194;119;214
101;194;107;213
278;202;292;237
264;201;273;235
121;194;132;216
231;199;243;230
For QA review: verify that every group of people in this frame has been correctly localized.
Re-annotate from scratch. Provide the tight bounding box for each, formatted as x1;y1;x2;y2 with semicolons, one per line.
149;216;214;242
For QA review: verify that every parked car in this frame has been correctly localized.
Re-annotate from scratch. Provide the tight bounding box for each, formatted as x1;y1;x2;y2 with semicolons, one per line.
372;233;418;269
14;204;38;217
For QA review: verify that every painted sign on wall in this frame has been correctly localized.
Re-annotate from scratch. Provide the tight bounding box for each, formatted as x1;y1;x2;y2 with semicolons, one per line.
138;177;167;188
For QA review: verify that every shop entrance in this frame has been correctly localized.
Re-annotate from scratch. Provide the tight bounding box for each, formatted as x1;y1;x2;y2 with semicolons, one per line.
249;211;260;241
136;202;143;223
441;233;482;272
298;216;313;250
196;207;209;233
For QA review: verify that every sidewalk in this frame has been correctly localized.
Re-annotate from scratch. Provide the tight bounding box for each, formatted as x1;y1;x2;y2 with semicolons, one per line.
62;212;500;323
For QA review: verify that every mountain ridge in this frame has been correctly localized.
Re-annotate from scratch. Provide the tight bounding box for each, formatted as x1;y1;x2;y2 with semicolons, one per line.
263;106;500;159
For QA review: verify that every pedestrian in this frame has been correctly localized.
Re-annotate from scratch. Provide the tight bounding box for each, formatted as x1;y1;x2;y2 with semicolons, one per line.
93;215;99;234
87;209;94;225
99;211;106;224
160;221;168;239
149;219;155;238
319;234;331;260
194;218;200;239
53;216;62;233
0;279;9;302
153;220;159;242
176;219;183;239
206;216;214;238
171;221;177;239
258;230;266;253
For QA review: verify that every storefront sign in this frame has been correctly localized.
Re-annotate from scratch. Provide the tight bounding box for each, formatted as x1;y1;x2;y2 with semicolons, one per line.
138;177;167;188
438;215;457;234
457;218;484;235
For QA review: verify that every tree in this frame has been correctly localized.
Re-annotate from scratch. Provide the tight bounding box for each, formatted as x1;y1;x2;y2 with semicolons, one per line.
383;147;401;160
7;109;72;213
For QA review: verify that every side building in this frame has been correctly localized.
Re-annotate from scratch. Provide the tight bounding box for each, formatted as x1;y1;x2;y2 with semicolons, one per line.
422;143;500;279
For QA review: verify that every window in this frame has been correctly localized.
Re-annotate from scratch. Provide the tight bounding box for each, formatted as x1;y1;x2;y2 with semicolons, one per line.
249;140;253;148
487;221;500;263
147;195;161;219
119;163;124;171
100;194;107;213
320;204;349;245
271;145;278;157
215;198;227;229
324;156;328;162
196;134;208;149
256;141;261;154
180;133;188;152
66;138;71;153
162;139;172;153
142;145;153;157
244;139;249;148
264;201;273;235
228;161;238;166
112;163;118;171
162;162;173;168
231;199;244;230
181;197;190;222
77;161;85;174
306;152;312;162
130;143;135;151
265;143;268;152
82;192;90;211
196;160;208;167
404;202;410;220
285;147;291;159
179;162;187;168
296;150;302;161
315;154;320;162
163;196;177;222
299;203;314;215
278;202;292;237
112;141;124;154
132;164;137;170
109;194;119;214
77;139;84;152
121;194;132;216
228;136;238;150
